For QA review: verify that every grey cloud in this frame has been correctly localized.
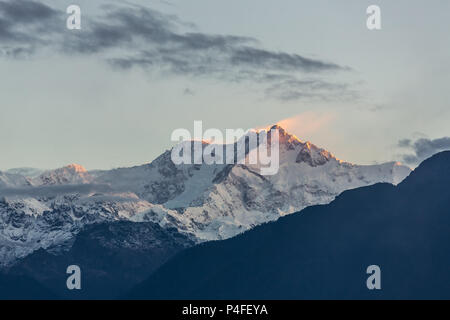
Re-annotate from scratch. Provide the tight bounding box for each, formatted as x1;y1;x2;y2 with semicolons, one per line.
0;0;353;101
0;0;60;55
398;139;412;148
76;194;144;203
230;47;345;72
0;183;113;197
398;137;450;165
0;0;56;24
183;88;194;95
368;104;390;112
0;45;35;57
264;76;359;102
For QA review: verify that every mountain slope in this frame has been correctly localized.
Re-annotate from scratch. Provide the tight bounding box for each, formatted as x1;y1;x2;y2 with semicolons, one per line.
126;151;450;299
0;171;32;188
5;168;44;179
32;164;93;186
0;272;58;300
0;192;158;265
95;126;412;240
8;221;195;299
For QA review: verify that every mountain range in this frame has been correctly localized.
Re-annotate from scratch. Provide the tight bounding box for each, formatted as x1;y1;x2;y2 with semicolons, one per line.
0;125;412;298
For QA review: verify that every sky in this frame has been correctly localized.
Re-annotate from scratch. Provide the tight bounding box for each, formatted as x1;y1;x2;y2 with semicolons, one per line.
1;0;450;170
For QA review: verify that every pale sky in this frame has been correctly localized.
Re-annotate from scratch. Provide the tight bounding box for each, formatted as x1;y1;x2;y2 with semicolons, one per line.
1;0;449;170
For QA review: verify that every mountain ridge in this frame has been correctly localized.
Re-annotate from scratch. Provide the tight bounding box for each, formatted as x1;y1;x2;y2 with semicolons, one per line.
0;125;411;266
125;151;450;300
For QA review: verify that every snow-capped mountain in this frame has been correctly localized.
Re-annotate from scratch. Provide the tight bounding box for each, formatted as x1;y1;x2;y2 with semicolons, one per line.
32;164;93;186
5;168;43;179
0;125;412;266
0;192;157;266
0;171;32;188
127;125;411;240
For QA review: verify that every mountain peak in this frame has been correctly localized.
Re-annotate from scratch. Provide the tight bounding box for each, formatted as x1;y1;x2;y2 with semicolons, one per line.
32;163;92;186
400;151;450;188
269;124;286;132
65;163;87;173
264;124;302;145
259;124;337;166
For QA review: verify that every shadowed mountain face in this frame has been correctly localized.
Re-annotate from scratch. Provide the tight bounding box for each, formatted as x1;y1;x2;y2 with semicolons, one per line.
6;221;195;299
0;273;58;300
126;152;450;300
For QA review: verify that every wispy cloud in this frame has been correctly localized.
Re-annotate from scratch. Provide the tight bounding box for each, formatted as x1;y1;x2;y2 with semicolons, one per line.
0;183;113;197
263;76;358;102
0;0;355;101
0;0;60;57
398;137;450;165
275;111;335;137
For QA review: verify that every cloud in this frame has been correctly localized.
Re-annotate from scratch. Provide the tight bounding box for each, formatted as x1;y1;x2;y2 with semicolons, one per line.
0;183;113;197
263;76;359;102
398;137;450;165
0;182;144;202
183;88;194;96
275;111;335;137
230;47;345;72
0;0;59;55
0;0;56;23
0;0;354;101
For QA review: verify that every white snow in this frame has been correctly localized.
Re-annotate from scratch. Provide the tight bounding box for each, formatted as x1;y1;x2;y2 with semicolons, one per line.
0;126;412;265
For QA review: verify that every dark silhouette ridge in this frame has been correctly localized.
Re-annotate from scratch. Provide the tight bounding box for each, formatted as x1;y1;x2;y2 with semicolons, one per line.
126;152;450;299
